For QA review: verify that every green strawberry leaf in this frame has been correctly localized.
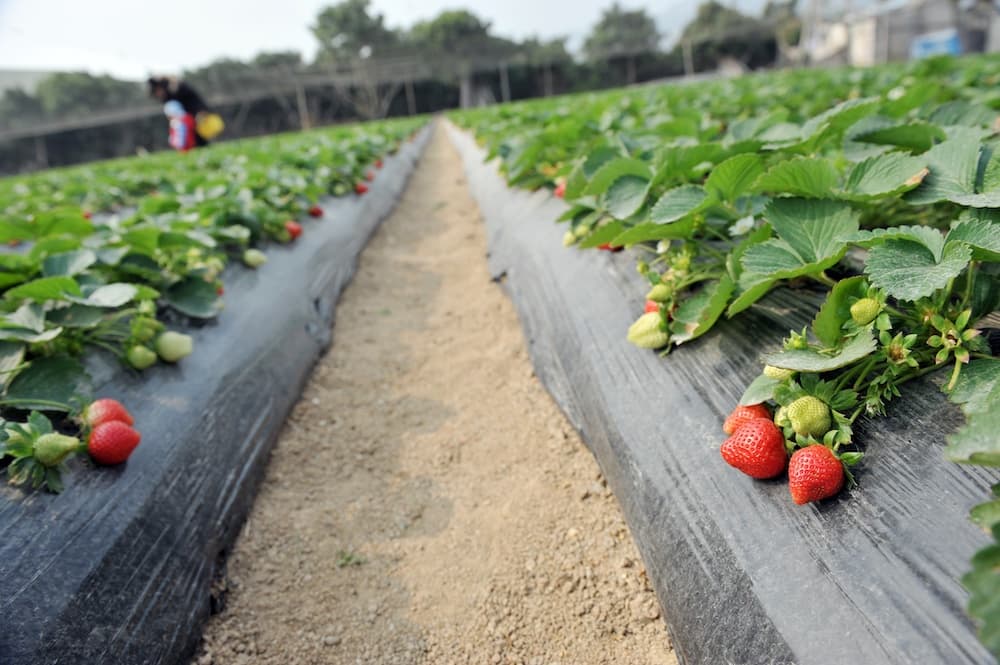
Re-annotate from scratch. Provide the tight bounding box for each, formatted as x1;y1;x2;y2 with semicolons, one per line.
905;132;981;205
583;158;652;197
0;328;62;344
68;283;139;308
668;275;734;345
47;305;106;329
947;358;1000;416
740;374;781;406
763;331;877;372
649;185;709;223
947;214;1000;261
847;225;947;256
971;497;1000;531
739;198;859;282
812;275;869;347
611;217;696;246
41;250;97;277
726;277;777;317
0;342;26;390
164;278;222;319
704;154;764;202
853;121;946;153
3;276;81;303
604;174;650;219
753;157;839;198
839;152;929;201
33;209;94;238
946;409;1000;467
865;239;971;301
1;303;45;333
1;355;91;412
578;221;625;249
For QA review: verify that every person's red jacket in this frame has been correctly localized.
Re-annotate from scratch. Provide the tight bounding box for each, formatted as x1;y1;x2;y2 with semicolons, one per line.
168;114;197;152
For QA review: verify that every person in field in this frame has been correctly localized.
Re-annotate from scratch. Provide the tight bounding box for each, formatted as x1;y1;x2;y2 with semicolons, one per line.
148;76;223;147
164;100;196;152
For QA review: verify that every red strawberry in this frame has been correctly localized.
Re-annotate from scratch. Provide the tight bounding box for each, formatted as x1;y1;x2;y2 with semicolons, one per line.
83;211;93;220
554;182;566;198
723;403;772;435
365;170;375;181
720;419;787;479
788;445;845;505
88;421;141;465
285;220;303;239
216;285;224;296
83;398;134;428
375;159;383;169
644;300;659;314
597;243;624;252
355;182;368;195
308;205;323;218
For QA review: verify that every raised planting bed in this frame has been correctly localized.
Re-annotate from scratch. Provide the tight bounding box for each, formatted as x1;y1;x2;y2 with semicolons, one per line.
448;123;999;665
0;125;431;665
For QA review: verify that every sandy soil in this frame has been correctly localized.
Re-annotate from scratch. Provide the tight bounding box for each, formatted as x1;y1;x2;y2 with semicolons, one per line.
191;125;676;665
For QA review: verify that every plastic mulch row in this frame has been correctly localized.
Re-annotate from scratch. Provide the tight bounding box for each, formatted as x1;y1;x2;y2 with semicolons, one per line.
0;125;432;665
447;122;998;665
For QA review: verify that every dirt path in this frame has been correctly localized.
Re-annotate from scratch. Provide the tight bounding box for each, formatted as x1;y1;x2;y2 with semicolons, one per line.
192;125;676;665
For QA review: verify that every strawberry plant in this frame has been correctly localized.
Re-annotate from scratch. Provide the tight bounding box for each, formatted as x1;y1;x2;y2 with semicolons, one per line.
0;116;423;492
454;55;1000;655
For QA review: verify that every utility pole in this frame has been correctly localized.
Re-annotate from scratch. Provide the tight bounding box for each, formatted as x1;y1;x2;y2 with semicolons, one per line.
682;40;694;76
405;79;417;116
499;62;511;104
294;81;311;130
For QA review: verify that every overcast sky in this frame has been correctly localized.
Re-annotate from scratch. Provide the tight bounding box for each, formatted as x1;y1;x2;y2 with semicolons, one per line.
0;0;770;80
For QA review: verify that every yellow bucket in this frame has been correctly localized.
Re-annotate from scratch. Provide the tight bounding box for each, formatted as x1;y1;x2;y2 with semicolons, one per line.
196;112;225;140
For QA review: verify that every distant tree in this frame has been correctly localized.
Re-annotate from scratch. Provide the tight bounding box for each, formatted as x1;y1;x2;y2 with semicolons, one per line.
183;58;256;95
519;37;573;65
583;4;661;61
0;88;45;127
33;73;144;117
763;0;803;63
252;51;303;70
583;4;660;83
678;1;777;71
407;10;515;57
312;0;400;62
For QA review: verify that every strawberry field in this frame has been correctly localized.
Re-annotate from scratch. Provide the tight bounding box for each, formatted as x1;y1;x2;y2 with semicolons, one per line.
452;54;1000;664
0;119;420;489
0;120;429;662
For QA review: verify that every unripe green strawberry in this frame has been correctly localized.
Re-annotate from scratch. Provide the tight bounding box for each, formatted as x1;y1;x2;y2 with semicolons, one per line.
242;248;268;268
627;312;669;349
645;283;671;302
127;345;158;370
155;331;193;363
137;300;156;316
774;405;788;427
850;298;880;325
572;224;591;240
33;433;82;467
763;365;795;381
132;317;160;343
786;396;831;438
562;230;576;247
